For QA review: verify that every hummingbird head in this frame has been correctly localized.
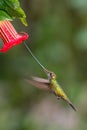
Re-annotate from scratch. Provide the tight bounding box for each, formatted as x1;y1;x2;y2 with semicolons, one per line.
45;70;56;80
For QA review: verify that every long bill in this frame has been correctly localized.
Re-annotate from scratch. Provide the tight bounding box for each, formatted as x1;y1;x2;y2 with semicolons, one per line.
23;42;51;75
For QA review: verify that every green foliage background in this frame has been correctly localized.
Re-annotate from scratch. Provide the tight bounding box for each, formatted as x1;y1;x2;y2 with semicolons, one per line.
0;0;87;130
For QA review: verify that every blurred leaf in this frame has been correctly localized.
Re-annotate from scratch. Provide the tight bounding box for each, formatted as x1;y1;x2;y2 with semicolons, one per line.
0;0;28;26
0;10;12;21
1;0;87;130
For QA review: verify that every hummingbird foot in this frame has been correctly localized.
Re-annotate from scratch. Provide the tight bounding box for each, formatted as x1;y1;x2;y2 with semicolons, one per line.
57;96;61;100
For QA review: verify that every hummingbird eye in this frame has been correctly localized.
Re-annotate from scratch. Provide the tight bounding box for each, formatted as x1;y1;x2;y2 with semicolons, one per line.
50;72;56;79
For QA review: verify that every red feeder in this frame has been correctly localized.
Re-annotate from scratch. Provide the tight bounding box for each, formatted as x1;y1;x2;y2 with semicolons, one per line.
0;20;28;52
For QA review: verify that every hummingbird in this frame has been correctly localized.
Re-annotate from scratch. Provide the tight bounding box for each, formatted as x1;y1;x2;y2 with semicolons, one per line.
24;42;77;111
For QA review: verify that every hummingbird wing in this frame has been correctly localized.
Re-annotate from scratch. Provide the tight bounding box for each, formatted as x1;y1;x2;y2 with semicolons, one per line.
25;76;50;91
32;76;50;83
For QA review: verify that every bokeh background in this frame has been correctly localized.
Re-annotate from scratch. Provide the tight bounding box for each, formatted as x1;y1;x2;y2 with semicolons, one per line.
0;0;87;130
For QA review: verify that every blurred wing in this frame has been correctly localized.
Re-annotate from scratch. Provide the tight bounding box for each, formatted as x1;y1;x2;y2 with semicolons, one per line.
32;76;49;83
25;77;50;91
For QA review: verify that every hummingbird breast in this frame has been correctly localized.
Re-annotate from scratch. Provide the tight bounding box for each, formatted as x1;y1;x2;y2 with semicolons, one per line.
50;79;68;99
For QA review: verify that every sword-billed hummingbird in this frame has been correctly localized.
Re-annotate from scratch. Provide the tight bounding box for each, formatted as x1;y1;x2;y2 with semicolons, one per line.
24;42;77;111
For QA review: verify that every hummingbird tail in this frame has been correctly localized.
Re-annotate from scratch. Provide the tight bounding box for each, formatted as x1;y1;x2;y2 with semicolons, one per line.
63;98;77;111
68;102;77;111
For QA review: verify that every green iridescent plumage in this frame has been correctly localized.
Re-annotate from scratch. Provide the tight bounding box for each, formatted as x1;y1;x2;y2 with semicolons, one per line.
24;43;77;111
48;71;76;111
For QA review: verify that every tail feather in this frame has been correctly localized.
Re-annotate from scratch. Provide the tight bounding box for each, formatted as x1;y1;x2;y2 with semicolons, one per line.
62;98;77;111
69;102;77;111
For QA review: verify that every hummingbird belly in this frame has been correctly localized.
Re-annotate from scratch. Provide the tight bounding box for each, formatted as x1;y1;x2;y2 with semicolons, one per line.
50;80;68;99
